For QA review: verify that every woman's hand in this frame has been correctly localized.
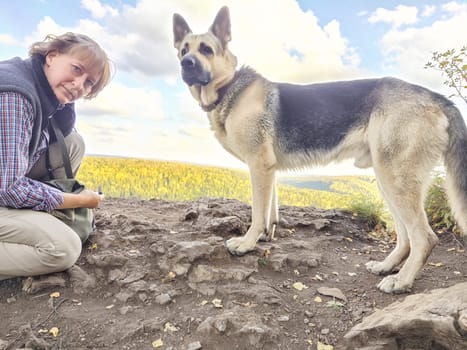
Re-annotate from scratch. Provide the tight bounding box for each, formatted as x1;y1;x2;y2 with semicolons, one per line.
58;189;105;209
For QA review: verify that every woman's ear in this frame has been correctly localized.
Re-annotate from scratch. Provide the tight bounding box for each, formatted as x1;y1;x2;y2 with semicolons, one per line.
45;50;59;65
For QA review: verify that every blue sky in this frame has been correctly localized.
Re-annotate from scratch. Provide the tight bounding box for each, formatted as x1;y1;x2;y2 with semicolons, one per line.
0;0;466;175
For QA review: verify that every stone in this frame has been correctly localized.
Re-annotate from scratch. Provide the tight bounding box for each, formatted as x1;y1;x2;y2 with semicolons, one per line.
343;282;467;350
186;341;202;350
317;286;347;302
155;293;172;305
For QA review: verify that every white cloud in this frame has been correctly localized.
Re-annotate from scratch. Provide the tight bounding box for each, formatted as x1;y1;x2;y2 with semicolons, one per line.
377;2;467;90
422;5;436;18
368;5;418;28
442;1;467;14
77;82;166;121
81;0;118;19
222;0;363;82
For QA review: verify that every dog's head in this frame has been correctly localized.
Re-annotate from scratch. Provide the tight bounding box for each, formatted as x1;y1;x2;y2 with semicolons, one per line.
173;6;237;106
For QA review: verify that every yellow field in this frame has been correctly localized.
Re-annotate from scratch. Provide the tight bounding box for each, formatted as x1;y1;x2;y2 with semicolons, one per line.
77;155;383;211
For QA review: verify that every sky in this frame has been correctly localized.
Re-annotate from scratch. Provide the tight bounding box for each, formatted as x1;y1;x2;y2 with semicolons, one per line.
0;0;466;176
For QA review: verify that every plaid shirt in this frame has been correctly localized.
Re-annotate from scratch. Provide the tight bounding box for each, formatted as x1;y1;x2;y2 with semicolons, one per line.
0;91;63;210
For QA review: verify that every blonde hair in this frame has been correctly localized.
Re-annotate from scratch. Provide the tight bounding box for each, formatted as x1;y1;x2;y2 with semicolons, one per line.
29;32;113;99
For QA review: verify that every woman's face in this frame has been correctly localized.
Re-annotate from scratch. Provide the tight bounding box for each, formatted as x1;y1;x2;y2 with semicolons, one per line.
44;51;101;104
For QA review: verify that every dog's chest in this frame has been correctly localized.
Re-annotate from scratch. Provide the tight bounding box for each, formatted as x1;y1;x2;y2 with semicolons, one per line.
208;111;245;160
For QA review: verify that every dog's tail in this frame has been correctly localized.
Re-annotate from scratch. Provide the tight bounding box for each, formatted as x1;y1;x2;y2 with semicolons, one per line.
442;99;467;241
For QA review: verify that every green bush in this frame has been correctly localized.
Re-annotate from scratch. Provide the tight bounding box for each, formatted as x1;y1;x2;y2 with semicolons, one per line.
347;193;388;229
425;176;458;234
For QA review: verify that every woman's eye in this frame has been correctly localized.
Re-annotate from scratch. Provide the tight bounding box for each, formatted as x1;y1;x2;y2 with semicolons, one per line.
85;79;95;88
72;65;82;74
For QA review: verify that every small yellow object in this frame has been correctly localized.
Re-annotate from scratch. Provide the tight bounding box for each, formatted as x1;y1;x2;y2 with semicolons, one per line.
162;271;177;282
105;304;114;309
317;341;334;350
49;292;60;298
314;296;322;303
152;338;163;348
313;274;323;281
163;322;178;332
49;327;59;337
212;298;223;308
293;282;308;291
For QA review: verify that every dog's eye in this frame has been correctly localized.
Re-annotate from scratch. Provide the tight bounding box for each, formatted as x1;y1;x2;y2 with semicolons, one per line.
200;43;213;56
181;48;188;56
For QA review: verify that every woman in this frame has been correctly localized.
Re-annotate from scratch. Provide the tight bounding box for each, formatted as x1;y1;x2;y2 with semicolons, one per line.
0;32;112;281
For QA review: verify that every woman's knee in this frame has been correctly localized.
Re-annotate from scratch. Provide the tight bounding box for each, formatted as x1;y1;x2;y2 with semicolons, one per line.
37;230;82;271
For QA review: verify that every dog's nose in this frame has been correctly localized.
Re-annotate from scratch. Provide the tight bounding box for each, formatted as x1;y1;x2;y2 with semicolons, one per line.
181;55;196;70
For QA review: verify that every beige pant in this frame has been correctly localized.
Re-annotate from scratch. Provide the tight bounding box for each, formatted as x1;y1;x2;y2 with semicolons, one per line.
0;132;85;280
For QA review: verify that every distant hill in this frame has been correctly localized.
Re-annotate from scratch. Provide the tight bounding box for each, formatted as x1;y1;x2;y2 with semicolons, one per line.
278;177;333;191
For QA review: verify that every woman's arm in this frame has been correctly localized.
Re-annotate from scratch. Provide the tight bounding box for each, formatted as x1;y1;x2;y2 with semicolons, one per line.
0;91;64;210
58;190;104;209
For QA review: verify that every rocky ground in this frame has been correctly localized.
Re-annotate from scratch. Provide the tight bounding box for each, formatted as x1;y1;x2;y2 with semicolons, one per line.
0;197;465;350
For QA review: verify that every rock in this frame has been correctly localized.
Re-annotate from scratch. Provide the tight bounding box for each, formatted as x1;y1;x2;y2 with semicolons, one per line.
155;293;172;305
188;264;256;283
317;286;347;302
68;265;97;294
186;341;202;350
159;241;216;276
184;208;199;221
117;270;146;285
294;218;331;230
237;323;278;348
343;282;467;350
205;216;247;235
86;253;128;267
21;274;66;294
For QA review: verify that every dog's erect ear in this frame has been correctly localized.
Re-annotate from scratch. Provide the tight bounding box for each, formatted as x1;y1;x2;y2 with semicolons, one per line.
209;6;231;48
173;13;192;49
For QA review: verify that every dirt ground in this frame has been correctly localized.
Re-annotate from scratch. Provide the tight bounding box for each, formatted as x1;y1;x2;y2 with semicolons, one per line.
0;197;466;350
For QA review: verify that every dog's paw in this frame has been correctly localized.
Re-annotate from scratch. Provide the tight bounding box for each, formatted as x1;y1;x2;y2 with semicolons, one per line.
365;260;389;275
377;275;412;294
225;237;256;256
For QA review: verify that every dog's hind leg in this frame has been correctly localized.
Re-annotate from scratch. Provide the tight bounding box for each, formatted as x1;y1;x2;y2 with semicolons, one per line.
366;188;410;275
369;162;439;293
367;152;440;293
364;103;449;293
226;143;277;255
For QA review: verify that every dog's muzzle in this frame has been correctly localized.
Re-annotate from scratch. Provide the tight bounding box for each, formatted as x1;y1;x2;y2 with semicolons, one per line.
181;55;211;86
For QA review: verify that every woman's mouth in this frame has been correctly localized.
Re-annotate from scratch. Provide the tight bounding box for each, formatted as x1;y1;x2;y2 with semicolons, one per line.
62;86;76;101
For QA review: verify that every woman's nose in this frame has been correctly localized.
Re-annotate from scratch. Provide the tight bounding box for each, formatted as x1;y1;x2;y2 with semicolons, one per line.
73;75;88;91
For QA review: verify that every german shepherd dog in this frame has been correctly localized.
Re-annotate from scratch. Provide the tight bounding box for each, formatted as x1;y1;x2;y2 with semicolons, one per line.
173;6;467;293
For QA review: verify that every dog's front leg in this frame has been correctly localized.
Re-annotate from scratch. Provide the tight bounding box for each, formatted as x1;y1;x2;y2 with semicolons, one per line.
226;152;276;255
259;181;278;242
